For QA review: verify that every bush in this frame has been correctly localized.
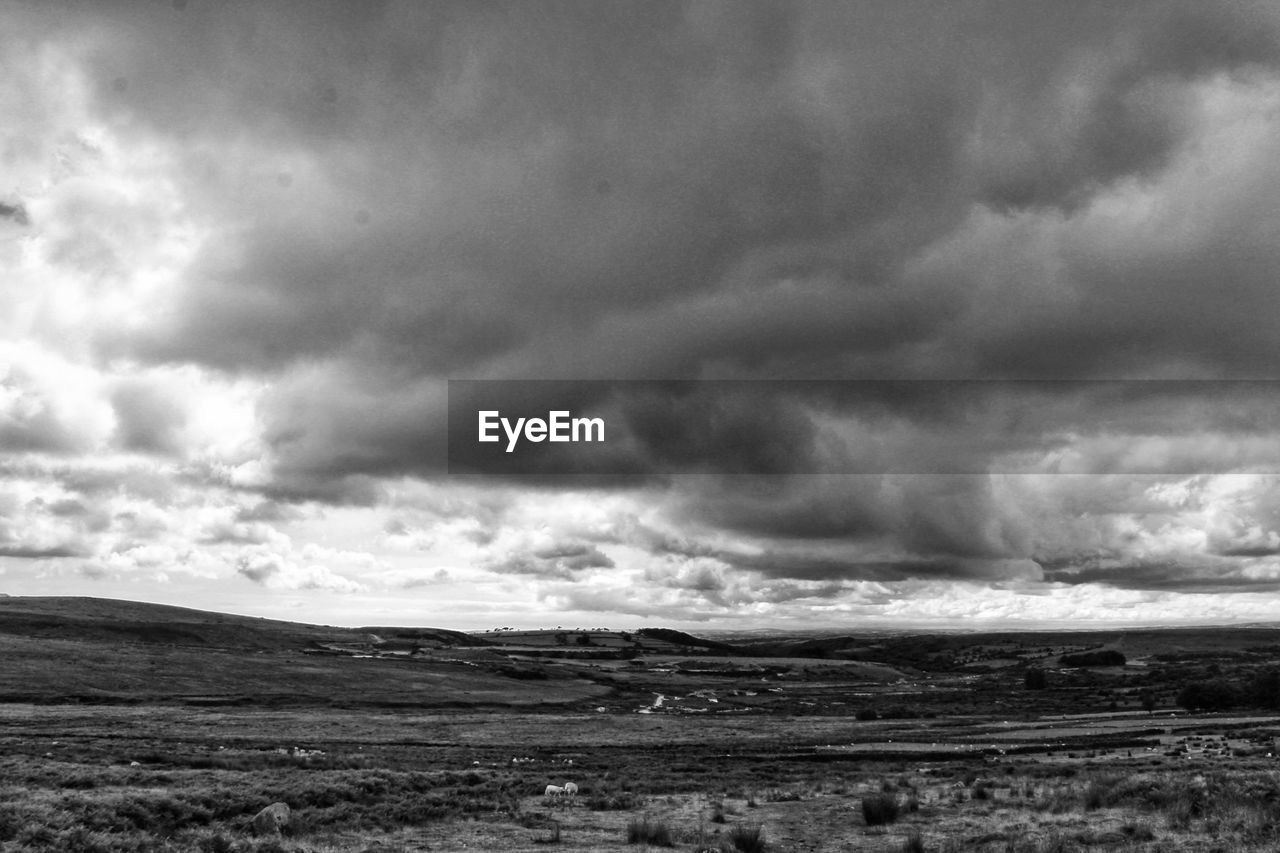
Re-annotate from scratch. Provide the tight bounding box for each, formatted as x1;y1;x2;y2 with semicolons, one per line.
587;790;642;811
900;830;926;853
0;806;23;842
625;817;674;846
1083;782;1107;811
1177;680;1242;711
726;823;766;853
1061;650;1126;667
862;793;900;826
202;834;234;853
856;708;879;721
1165;794;1197;831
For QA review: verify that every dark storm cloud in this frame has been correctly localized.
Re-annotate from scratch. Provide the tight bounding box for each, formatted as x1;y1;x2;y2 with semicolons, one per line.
710;547;1028;585
531;542;614;569
489;539;614;580
236;561;275;584
235;501;303;524
0;201;29;226
0;543;82;559
40;0;1276;385
966;3;1280;213
41;0;1270;490
1043;560;1280;594
46;498;89;518
14;0;1280;603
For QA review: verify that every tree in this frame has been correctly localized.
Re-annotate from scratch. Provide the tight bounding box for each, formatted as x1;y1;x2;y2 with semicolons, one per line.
1177;680;1240;712
1024;669;1047;690
1251;669;1280;709
1139;688;1156;714
1060;650;1126;667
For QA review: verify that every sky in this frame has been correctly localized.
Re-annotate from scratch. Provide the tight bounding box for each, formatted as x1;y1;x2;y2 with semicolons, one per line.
4;1;1280;630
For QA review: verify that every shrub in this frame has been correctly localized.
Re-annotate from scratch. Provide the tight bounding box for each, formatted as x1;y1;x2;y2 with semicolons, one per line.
1061;650;1126;667
587;789;642;811
625;817;674;846
856;708;879;721
710;800;727;824
202;834;234;853
1177;680;1242;711
1164;790;1199;831
1082;780;1112;811
0;806;22;842
862;793;900;826
726;823;766;853
899;830;926;853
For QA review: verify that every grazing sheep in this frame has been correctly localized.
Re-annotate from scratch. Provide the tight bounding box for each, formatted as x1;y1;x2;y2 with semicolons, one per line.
563;781;579;797
545;784;565;798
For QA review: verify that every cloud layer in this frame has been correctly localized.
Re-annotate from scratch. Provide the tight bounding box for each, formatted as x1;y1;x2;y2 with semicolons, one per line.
3;1;1280;627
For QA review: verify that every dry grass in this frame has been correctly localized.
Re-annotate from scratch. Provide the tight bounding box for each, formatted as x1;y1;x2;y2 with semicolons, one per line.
6;700;1280;852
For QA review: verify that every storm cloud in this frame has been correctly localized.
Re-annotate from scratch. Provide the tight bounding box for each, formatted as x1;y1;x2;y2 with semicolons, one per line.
4;1;1280;626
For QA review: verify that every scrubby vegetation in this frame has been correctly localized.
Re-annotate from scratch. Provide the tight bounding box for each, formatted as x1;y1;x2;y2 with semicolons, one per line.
10;600;1280;850
625;816;674;846
724;823;766;853
1059;650;1126;667
861;792;900;826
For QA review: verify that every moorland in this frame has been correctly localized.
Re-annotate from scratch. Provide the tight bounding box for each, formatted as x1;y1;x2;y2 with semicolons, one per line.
3;595;1280;852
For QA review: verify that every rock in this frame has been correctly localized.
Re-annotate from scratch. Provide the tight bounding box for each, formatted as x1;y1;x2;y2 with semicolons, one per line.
251;802;291;836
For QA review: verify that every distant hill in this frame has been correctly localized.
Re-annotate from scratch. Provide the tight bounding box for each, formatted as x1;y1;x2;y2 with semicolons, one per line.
0;596;482;651
736;635;868;659
637;627;736;652
0;596;602;709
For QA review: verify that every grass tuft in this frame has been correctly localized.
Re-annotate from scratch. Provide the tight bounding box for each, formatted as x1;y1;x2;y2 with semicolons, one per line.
726;823;766;853
861;792;900;826
625;816;674;846
899;829;926;853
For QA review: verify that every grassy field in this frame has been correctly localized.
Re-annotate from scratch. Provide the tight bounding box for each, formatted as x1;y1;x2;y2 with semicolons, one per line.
6;704;1280;851
5;597;1280;851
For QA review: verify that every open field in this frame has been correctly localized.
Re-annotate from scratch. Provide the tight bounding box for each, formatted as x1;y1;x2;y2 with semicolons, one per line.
5;597;1280;851
8;704;1280;852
